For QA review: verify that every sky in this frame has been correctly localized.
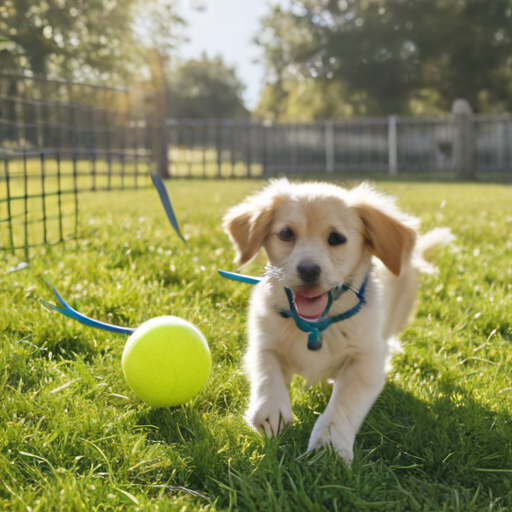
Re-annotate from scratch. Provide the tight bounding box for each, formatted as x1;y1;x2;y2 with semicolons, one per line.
177;0;290;110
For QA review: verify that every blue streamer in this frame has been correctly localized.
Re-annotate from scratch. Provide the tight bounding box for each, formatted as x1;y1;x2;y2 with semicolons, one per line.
40;278;135;335
217;270;262;285
151;173;186;243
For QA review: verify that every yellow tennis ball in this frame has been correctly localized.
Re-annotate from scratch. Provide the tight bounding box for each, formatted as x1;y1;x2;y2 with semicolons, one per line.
121;316;211;408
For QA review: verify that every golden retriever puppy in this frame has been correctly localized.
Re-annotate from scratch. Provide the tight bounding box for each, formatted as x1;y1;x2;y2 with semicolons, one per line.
223;178;452;464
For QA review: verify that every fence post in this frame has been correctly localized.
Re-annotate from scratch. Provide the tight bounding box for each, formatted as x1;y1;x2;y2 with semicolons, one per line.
388;116;397;177
325;120;334;173
216;121;222;178
496;120;505;171
261;122;268;177
150;50;170;179
452;99;474;180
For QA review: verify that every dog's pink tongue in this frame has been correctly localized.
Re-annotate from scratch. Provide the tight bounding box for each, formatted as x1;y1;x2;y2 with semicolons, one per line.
293;289;329;320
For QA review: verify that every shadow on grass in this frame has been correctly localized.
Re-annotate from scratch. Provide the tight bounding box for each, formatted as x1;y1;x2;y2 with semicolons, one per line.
135;376;512;511
361;380;512;487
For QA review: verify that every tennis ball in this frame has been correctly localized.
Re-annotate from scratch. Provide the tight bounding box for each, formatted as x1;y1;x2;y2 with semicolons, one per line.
122;316;211;408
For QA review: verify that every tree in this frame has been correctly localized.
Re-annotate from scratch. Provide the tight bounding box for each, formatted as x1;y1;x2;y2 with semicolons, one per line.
166;54;249;119
0;0;183;82
256;0;512;118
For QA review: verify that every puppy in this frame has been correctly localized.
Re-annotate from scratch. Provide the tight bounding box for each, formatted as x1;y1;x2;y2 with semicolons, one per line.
223;179;452;464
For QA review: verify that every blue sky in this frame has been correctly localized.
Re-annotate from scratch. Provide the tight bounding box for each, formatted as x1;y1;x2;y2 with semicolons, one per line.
177;0;290;110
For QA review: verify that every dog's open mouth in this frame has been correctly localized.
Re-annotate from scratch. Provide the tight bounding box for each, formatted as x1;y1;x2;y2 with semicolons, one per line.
293;288;329;321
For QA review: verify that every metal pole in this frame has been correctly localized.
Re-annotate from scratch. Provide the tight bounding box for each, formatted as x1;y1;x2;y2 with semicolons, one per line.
262;123;268;177
216;121;222;178
496;120;505;171
388;116;398;177
325;120;335;173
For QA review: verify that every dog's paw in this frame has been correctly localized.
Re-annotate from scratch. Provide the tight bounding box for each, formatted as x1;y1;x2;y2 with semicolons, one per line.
245;395;293;437
307;413;354;465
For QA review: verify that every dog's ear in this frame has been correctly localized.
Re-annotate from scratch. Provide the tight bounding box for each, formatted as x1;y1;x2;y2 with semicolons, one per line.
354;203;417;276
223;193;280;267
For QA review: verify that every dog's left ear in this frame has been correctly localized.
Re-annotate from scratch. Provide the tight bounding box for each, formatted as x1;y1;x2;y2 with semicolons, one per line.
354;203;417;276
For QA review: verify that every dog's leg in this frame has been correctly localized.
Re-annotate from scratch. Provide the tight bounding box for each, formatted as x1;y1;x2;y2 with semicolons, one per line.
245;348;293;437
307;346;386;464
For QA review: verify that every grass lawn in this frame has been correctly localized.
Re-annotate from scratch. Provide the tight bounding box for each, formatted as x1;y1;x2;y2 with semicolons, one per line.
1;178;512;511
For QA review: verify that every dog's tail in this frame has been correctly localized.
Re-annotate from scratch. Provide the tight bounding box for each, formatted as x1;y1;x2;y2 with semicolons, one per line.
384;227;455;356
414;228;455;274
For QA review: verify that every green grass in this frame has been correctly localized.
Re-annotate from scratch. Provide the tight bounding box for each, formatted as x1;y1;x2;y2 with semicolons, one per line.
1;179;512;511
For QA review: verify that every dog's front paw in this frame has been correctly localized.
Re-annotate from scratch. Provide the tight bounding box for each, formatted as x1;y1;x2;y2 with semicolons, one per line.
245;394;293;437
307;413;354;465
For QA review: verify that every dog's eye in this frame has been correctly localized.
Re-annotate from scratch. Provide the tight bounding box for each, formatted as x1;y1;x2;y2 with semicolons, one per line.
328;232;347;246
278;227;295;242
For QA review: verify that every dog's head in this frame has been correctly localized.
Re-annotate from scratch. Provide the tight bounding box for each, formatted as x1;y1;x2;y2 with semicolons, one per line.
223;179;417;320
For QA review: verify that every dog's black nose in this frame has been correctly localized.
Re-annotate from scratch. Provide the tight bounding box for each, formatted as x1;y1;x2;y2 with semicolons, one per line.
297;262;321;283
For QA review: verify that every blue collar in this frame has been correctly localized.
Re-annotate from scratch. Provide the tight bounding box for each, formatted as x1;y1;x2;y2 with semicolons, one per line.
218;270;369;351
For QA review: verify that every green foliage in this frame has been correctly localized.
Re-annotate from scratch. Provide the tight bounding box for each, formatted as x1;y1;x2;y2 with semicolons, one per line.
0;0;183;81
256;0;512;119
257;78;369;122
167;55;249;119
1;179;512;510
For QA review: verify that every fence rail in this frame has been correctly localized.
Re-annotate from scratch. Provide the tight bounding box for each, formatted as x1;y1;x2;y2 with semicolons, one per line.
165;115;512;178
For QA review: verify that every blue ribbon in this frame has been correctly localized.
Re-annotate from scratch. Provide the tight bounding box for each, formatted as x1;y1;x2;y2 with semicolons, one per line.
218;270;369;351
151;173;186;244
40;278;135;335
217;270;262;285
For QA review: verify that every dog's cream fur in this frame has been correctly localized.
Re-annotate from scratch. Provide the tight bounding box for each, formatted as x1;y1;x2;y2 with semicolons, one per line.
223;179;453;464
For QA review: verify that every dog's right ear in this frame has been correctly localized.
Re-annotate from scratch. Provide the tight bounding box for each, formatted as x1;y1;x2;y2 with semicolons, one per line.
223;181;289;267
223;198;275;267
